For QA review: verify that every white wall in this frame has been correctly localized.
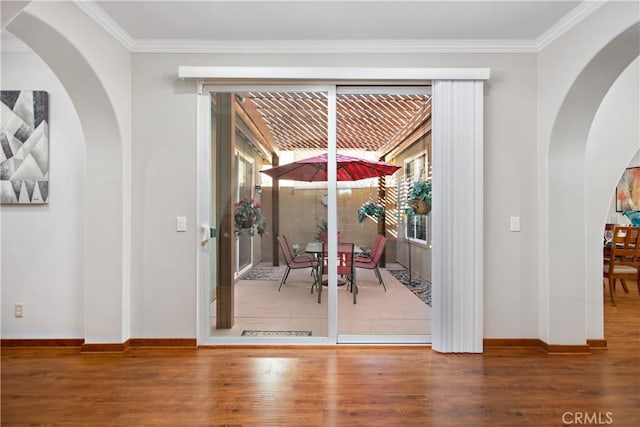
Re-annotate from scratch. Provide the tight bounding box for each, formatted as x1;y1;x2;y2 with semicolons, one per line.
1;50;86;338
585;58;640;339
5;0;132;344
131;52;538;339
538;1;639;344
3;1;634;345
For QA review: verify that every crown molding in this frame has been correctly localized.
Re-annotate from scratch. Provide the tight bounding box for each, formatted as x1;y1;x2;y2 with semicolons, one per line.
134;39;538;54
536;1;607;51
72;0;134;51
73;0;604;55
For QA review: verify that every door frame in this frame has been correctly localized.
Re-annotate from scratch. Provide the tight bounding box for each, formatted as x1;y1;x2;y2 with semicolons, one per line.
191;67;488;349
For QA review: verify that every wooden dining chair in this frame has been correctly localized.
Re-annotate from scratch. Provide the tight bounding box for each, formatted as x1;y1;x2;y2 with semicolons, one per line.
603;226;640;305
277;235;318;291
603;223;615;261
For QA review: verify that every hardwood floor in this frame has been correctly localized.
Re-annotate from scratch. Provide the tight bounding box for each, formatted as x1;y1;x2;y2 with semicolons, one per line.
2;288;639;426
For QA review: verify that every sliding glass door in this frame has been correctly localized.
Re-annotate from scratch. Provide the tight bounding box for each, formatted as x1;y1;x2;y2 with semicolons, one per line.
200;84;432;345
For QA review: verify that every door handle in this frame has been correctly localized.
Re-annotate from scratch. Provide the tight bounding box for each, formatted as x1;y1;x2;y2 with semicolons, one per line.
200;224;215;245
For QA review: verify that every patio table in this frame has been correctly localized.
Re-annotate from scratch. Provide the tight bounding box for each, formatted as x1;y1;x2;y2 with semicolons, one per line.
305;242;362;302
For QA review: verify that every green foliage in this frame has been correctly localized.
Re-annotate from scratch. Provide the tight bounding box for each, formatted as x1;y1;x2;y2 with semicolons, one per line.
357;200;385;223
234;196;267;237
314;219;328;241
404;181;432;215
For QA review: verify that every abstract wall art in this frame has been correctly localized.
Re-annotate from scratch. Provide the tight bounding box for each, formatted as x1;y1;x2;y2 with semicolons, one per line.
1;90;49;204
616;166;640;212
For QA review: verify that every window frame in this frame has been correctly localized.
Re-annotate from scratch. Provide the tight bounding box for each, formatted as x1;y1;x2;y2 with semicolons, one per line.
403;152;430;245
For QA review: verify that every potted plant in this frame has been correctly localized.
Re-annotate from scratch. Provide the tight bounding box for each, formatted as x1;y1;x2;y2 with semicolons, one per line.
405;180;432;215
315;219;328;241
357;200;385;223
234;196;267;237
315;218;340;243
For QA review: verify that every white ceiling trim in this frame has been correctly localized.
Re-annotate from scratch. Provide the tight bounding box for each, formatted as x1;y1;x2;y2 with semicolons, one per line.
72;0;134;51
135;39;538;54
73;0;603;55
535;0;607;51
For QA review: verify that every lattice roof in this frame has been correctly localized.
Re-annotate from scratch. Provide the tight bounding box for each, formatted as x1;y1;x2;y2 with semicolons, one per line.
243;91;431;155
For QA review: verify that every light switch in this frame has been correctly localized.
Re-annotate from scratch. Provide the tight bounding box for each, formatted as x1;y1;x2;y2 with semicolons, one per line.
510;216;521;232
176;216;187;232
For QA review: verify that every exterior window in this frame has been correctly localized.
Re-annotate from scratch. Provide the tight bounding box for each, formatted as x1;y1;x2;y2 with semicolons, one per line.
403;153;429;244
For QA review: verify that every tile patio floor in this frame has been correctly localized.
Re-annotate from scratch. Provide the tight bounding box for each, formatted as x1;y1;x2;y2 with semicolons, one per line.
210;263;431;339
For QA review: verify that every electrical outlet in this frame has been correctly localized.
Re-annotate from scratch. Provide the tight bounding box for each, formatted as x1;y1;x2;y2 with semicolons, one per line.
14;304;24;318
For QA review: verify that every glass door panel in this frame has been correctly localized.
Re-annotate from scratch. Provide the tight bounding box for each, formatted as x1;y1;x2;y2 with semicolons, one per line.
209;88;330;341
336;87;432;342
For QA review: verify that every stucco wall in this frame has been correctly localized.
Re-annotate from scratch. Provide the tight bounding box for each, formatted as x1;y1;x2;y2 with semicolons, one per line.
260;186;395;264
391;135;432;281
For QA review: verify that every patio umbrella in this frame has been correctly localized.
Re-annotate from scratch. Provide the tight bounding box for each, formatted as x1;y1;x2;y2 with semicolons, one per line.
260;153;400;182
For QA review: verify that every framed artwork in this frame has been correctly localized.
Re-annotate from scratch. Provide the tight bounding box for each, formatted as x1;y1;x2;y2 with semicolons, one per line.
0;90;49;204
616;166;640;212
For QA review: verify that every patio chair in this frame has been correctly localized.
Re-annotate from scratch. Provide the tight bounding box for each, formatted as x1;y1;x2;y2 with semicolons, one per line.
355;235;388;291
355;234;384;263
320;242;356;304
277;235;318;291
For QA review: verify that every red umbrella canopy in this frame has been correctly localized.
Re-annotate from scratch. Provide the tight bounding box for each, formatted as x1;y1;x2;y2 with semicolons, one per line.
261;153;400;182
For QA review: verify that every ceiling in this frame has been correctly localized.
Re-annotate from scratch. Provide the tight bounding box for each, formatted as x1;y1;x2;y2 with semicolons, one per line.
96;0;581;41
70;0;596;53
0;1;596;158
2;1;601;53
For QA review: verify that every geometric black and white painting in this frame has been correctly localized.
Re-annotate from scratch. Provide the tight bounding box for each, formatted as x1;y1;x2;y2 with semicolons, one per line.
1;90;49;204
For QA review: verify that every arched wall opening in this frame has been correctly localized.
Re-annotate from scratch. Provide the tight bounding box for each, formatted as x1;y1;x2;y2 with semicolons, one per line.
547;23;640;345
4;4;128;344
586;57;639;338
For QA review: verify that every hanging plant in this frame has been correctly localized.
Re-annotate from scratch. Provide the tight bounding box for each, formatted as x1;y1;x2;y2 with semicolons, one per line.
357;200;385;223
405;180;432;215
234;196;267;237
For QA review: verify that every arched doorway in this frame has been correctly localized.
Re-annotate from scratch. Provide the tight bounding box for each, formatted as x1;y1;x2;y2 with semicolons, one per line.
4;2;129;345
547;22;640;344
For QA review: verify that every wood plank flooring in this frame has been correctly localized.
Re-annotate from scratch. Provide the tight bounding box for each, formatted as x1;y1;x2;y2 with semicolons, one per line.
2;286;639;426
